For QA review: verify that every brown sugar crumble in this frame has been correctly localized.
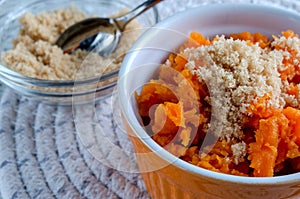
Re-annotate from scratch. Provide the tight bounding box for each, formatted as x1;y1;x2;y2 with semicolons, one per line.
184;36;284;163
1;7;142;80
136;30;300;177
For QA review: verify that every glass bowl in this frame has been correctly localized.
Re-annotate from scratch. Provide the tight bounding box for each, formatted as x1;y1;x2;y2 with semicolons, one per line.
0;0;159;104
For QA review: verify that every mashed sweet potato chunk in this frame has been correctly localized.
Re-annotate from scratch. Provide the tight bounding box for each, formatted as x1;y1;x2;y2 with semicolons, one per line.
136;30;300;177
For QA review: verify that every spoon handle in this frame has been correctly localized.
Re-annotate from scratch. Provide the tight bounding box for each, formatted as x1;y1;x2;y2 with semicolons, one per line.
114;0;163;30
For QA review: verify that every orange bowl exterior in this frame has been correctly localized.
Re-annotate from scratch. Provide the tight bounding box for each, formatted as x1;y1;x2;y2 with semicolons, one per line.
122;115;300;199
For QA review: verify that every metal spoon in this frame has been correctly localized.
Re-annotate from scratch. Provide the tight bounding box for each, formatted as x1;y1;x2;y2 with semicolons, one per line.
55;0;162;56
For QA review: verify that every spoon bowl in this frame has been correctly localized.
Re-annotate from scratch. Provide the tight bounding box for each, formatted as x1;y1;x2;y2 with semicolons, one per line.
56;0;162;56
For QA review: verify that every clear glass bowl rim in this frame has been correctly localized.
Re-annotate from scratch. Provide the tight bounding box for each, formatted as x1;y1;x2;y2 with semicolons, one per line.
0;0;160;92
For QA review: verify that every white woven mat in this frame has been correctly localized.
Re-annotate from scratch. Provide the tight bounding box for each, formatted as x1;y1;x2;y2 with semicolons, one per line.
0;0;300;199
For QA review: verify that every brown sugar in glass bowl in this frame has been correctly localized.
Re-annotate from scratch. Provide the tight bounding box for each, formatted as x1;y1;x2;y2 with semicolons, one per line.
0;0;159;104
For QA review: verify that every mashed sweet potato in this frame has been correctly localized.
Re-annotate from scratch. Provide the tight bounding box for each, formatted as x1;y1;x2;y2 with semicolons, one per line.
136;30;300;177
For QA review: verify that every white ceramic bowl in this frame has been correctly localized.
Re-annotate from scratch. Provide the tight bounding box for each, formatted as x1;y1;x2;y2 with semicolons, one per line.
119;3;300;199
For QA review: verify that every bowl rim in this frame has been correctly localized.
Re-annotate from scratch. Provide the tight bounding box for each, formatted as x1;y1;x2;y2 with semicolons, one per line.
0;0;160;86
118;2;300;185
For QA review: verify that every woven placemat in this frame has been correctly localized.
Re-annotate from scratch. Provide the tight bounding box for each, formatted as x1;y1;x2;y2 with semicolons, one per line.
0;88;149;199
1;1;300;199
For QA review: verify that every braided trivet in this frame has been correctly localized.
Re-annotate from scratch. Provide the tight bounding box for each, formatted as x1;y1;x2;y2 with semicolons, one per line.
0;88;148;199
